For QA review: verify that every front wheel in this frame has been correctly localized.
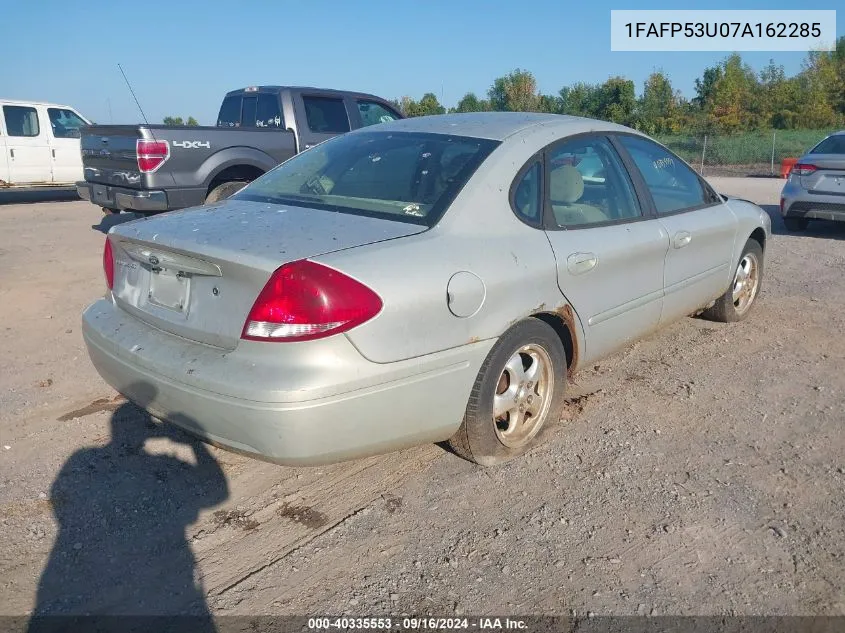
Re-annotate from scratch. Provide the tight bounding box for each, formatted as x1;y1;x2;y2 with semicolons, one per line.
701;238;763;323
448;319;567;466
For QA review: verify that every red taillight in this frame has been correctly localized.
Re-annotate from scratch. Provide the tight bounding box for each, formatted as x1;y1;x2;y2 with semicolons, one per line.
792;163;817;176
103;237;114;290
241;260;382;342
136;139;169;173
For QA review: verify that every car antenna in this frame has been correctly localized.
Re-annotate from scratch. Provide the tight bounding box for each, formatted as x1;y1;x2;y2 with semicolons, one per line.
117;63;150;126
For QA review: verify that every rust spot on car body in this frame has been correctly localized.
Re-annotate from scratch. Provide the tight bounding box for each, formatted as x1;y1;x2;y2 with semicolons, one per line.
554;303;580;375
468;336;480;344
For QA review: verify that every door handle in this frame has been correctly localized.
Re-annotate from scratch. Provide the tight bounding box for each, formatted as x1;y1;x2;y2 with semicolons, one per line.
567;252;597;275
673;231;692;248
52;149;56;159
9;149;14;159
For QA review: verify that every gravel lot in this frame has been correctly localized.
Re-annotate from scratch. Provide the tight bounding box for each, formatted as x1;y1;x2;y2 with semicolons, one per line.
1;178;844;617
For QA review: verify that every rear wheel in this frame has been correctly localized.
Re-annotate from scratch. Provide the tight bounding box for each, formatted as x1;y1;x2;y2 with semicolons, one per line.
701;238;763;323
448;319;567;466
205;181;248;204
783;217;809;232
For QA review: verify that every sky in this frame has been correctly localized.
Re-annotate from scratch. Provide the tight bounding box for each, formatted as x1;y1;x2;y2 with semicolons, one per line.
0;0;841;126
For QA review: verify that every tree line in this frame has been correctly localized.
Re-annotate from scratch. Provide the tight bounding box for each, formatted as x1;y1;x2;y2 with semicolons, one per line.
163;116;199;126
392;37;845;135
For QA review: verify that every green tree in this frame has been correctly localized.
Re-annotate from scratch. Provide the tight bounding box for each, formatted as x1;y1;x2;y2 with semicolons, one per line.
637;71;681;134
801;37;845;121
558;83;601;118
693;64;722;110
596;76;636;125
488;69;540;112
705;54;762;132
537;94;561;114
396;93;446;117
454;92;491;113
163;116;199;126
759;60;802;129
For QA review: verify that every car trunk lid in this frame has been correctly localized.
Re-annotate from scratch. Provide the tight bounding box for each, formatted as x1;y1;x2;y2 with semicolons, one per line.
108;199;427;349
800;154;845;195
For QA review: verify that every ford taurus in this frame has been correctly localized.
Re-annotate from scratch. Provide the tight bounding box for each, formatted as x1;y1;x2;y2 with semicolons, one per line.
82;113;771;466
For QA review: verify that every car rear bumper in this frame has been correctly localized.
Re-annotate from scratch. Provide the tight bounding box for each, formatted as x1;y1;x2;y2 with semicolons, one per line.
781;181;845;222
82;298;491;465
77;181;169;212
784;200;845;222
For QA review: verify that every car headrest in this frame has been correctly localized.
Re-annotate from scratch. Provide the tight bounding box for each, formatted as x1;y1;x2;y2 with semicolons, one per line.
550;165;584;204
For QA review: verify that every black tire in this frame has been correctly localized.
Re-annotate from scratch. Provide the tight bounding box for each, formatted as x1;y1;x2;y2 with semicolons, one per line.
448;318;567;466
783;216;809;232
701;238;764;323
205;181;248;204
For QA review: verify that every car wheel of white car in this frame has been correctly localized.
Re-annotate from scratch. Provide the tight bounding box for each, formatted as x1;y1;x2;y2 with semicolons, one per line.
448;319;567;466
702;238;764;323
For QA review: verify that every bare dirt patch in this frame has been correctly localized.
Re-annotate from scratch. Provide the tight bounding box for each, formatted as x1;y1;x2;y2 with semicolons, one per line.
1;182;844;616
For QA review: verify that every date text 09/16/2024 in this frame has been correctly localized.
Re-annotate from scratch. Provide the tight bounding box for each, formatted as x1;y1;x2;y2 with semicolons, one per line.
307;617;528;630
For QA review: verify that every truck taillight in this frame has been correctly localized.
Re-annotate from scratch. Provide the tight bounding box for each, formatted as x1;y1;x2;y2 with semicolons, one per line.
792;163;817;176
136;139;169;173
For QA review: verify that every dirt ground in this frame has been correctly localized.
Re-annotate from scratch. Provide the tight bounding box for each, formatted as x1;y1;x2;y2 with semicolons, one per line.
1;178;843;617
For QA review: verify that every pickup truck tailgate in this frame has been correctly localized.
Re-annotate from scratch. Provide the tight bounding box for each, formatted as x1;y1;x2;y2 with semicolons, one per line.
81;126;145;188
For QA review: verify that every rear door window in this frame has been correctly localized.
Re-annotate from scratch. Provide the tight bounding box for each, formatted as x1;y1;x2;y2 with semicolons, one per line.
217;95;242;127
357;100;401;127
3;106;40;137
256;94;284;128
302;96;350;134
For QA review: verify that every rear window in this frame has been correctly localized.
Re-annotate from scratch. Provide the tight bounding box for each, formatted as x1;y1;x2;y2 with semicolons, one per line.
217;95;242;127
811;135;845;155
302;96;350;134
236;131;500;226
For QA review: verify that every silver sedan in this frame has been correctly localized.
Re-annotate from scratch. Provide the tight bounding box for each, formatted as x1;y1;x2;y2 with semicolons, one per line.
780;131;845;231
82;113;771;466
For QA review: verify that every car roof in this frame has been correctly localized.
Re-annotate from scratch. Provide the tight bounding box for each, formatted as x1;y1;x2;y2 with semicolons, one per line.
0;98;77;109
359;112;638;141
224;86;391;101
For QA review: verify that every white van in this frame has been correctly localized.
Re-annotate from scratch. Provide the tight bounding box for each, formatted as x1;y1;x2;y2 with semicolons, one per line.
0;99;91;188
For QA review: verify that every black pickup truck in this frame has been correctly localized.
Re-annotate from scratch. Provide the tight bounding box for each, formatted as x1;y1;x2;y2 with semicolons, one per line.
76;86;402;214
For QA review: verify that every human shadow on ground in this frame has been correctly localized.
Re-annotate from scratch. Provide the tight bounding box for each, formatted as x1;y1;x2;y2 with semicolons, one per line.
28;382;229;632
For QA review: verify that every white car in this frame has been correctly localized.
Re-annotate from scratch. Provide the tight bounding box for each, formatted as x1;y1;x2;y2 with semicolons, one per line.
0;99;90;188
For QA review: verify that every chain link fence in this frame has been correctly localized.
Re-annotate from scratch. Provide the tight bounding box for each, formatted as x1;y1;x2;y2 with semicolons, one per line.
655;129;839;177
